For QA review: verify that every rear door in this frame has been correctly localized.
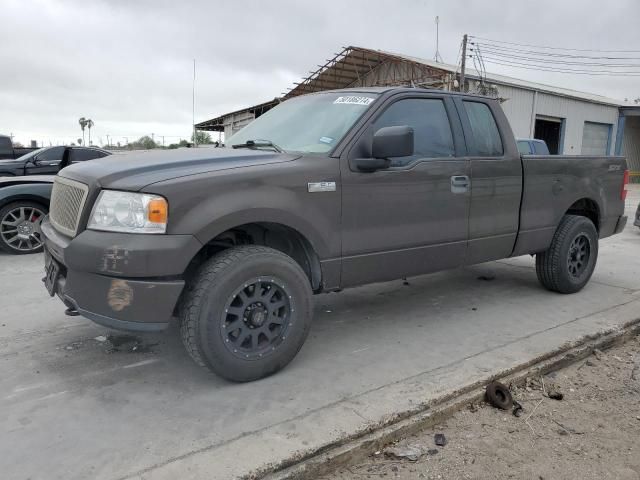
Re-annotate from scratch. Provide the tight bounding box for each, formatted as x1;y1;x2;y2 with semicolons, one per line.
340;93;470;287
454;98;523;265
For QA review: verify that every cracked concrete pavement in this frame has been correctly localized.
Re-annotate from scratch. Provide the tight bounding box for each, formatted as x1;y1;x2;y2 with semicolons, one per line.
1;186;638;480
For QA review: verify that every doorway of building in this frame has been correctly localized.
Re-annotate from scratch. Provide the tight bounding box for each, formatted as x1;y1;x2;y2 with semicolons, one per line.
534;116;564;154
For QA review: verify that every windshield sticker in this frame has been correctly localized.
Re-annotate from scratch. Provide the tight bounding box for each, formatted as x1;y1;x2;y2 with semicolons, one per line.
333;96;375;106
319;136;334;144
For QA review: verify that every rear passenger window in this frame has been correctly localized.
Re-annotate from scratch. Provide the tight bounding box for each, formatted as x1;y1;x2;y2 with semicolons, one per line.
463;101;504;156
0;137;12;154
70;149;106;162
374;98;455;167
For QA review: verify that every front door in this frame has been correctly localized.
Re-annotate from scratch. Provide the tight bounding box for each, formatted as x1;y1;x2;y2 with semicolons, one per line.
25;146;65;175
340;94;470;287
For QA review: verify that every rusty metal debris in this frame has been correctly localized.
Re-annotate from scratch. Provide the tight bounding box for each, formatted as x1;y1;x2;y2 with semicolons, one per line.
434;433;447;447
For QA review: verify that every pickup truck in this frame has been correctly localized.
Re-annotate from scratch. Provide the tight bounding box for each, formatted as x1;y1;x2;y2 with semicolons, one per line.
40;87;629;382
0;135;38;160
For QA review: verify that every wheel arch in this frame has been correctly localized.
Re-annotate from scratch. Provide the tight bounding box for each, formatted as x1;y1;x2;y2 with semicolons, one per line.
0;194;50;212
565;197;600;232
186;218;325;293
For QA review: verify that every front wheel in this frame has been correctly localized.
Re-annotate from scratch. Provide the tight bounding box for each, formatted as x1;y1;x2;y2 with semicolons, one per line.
179;245;313;382
536;215;598;294
0;201;47;254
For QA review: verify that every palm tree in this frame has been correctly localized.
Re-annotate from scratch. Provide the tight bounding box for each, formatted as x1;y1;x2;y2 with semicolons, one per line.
78;117;87;145
86;119;94;146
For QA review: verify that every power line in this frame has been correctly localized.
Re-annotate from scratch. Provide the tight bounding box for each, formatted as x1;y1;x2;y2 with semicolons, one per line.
471;41;640;61
478;57;640;76
473;49;640;68
469;35;640;53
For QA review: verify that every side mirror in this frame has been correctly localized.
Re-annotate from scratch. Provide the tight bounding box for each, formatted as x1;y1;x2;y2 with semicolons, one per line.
353;126;414;172
372;125;414;159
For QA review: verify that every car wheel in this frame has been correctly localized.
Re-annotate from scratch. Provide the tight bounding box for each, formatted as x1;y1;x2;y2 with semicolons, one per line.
535;215;598;294
179;245;313;382
0;201;47;254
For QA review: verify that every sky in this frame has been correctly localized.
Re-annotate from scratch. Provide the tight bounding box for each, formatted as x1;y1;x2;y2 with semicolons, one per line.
1;0;639;147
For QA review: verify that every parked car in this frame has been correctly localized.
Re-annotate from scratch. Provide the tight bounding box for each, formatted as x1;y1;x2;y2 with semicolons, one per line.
0;175;53;254
0;145;111;177
0;135;39;160
517;138;550;155
41;87;629;382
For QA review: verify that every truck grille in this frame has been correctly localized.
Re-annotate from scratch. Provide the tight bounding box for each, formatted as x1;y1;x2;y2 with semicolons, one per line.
49;177;89;237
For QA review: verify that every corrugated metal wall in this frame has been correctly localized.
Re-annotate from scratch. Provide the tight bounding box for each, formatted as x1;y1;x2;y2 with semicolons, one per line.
493;83;620;155
622;116;640;173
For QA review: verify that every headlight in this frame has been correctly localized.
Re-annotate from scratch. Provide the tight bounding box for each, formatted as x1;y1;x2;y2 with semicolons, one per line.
88;190;168;234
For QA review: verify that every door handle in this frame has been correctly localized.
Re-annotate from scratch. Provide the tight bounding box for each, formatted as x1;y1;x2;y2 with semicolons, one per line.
451;175;470;193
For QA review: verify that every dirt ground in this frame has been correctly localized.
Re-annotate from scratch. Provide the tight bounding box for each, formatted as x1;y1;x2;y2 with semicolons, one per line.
328;335;640;480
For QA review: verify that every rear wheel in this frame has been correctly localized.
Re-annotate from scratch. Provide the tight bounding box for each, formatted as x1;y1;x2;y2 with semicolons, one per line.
536;215;598;294
179;245;313;382
0;201;47;254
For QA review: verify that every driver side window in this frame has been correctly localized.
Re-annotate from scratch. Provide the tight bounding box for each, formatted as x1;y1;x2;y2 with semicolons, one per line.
373;98;455;167
36;146;65;162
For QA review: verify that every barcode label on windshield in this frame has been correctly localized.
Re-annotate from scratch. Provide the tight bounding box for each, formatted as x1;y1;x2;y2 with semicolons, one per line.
334;96;375;106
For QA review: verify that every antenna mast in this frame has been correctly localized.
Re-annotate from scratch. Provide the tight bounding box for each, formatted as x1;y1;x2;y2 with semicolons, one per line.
434;16;443;63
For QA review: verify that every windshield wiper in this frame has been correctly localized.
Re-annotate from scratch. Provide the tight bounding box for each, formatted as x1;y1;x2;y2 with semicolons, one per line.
232;139;283;153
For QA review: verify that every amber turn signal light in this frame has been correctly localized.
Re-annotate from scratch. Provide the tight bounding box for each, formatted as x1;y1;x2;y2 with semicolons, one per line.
148;198;168;224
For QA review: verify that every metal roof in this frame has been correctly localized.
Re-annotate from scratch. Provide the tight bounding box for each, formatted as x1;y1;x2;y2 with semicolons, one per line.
196;45;625;130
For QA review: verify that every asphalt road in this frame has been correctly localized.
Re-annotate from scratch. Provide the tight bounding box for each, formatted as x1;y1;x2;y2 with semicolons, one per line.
1;187;639;480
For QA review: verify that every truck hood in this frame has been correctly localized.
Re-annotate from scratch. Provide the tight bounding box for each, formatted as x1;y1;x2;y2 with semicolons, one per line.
58;147;298;191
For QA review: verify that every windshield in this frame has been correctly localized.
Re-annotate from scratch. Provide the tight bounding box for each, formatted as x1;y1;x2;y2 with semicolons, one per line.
227;92;379;154
15;148;46;161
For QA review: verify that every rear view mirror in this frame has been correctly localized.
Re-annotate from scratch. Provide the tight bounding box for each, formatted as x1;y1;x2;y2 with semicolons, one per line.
372;125;414;159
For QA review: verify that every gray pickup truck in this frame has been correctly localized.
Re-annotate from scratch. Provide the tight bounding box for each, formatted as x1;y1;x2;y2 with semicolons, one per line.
41;87;629;381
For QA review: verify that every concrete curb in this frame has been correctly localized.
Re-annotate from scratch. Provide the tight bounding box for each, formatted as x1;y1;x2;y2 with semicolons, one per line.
260;318;640;480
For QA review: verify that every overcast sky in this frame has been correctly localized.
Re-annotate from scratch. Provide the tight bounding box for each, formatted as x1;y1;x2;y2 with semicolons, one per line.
2;0;639;147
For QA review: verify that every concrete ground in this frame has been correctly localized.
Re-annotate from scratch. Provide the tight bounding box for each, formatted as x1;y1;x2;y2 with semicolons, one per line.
1;187;639;480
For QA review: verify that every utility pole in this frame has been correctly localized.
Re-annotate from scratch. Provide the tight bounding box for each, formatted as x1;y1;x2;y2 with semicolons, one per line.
460;34;468;92
192;59;197;148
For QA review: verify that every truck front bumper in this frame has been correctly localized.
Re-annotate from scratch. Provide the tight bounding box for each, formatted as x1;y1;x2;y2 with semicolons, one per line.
41;217;202;332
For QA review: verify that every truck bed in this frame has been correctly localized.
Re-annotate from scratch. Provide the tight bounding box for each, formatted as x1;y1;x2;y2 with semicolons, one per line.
512;154;627;256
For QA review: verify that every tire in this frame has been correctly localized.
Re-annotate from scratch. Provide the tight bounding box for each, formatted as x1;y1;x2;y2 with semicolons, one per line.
485;381;513;410
179;245;313;382
0;201;48;255
536;215;598;294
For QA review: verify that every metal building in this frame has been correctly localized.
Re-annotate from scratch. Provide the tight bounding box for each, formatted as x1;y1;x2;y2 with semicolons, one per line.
196;46;640;175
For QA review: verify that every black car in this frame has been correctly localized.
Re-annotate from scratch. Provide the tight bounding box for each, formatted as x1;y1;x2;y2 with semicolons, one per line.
0;145;110;177
0;175;53;254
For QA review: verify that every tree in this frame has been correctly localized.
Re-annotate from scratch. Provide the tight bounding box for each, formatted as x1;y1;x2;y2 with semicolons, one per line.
129;135;158;150
191;131;213;144
78;117;87;145
86;119;94;145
